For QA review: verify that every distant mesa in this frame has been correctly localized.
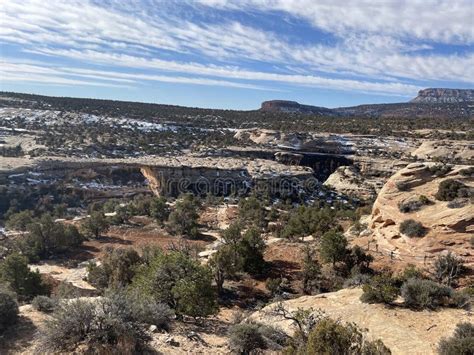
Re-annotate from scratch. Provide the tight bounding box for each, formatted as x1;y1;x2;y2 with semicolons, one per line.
260;88;474;118
410;88;474;104
260;100;335;115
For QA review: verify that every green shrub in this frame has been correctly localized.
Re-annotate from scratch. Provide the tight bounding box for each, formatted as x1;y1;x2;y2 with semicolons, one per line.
0;253;48;300
435;179;469;201
293;318;391;355
401;278;453;309
238;195;267;228
52;282;82;299
399;219;427;237
17;214;84;261
266;277;283;297
228;323;288;353
228;323;266;353
239;227;267;275
395;181;410;191
428;164;452;177
87;247;141;290
81;211;110;238
319;229;348;266
361;274;399;304
301;245;322;294
398;200;423;213
398;195;433;213
167;194;200;238
5;210;34;231
438;322;474;355
419;195;431;205
281;206;341;240
343;266;371;288
39;291;170;353
131;250;217;318
0;286;19;333
434;252;464;286
32;295;56;313
459;167;474;177
345;245;374;273
400;264;425;282
447;198;468;208
149;197;170;225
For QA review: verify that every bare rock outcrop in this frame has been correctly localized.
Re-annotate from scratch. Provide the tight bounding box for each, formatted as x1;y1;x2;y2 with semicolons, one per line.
411;140;474;164
324;165;377;200
369;163;473;268
249;288;472;355
410;88;474;104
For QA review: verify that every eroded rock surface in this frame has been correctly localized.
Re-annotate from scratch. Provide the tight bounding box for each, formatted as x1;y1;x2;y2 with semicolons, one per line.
324;165;377;200
369;163;473;268
249;288;472;355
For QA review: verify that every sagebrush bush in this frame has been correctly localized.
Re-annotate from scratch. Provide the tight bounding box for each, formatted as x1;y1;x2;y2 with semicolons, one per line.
401;278;453;309
434;252;464;286
447;199;468;209
301;318;390;355
459;167;474;177
32;295;56;313
395;181;410;191
428;164;452;177
399;219;427;238
360;274;399;304
398;200;423;213
229;323;266;353
39;291;171;352
438;322;474;355
435;179;469;201
0;287;19;333
228;322;288;353
131;250;217;318
87;247;141;290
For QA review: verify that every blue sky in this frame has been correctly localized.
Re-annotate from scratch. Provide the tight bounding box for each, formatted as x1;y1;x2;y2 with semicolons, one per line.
0;0;473;109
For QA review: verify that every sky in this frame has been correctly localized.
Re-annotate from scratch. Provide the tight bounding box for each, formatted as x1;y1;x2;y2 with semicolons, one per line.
0;0;473;110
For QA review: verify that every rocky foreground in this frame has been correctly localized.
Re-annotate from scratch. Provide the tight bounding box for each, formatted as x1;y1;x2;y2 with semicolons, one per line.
249;288;472;355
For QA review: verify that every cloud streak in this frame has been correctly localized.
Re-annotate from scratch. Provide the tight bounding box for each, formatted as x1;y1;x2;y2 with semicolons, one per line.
0;0;472;101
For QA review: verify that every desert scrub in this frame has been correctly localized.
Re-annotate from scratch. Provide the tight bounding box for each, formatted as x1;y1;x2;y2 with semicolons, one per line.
459;166;474;176
0;286;19;333
428;164;452;177
360;274;399;304
401;278;468;310
435;179;470;201
395;181;410;191
438;322;474;355
38;291;172;352
228;322;288;353
399;219;427;237
32;295;56;313
398;195;433;213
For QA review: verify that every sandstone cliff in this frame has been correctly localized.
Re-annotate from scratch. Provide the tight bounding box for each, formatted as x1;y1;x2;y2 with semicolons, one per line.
411;88;474;103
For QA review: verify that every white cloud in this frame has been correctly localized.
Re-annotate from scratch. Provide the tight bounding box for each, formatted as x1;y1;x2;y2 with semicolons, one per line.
0;0;472;98
196;0;474;44
25;49;422;95
0;60;274;90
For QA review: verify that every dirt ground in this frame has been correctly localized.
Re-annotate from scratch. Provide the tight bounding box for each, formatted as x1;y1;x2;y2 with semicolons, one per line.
69;221;213;262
